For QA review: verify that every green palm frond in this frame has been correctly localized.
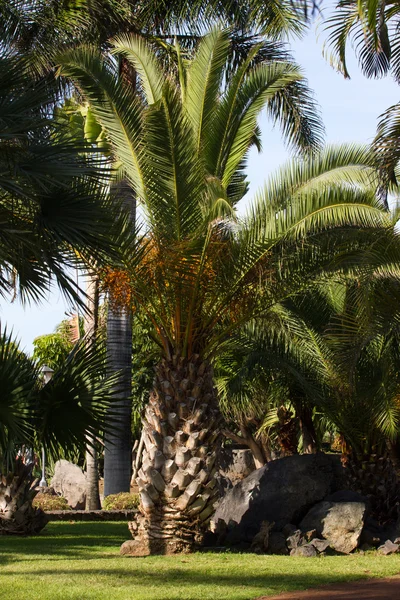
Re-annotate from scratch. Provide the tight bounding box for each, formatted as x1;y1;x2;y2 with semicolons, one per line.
112;34;165;104
58;46;146;200
185;28;230;152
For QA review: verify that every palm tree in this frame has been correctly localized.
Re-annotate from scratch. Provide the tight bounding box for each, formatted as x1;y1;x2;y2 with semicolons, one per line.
0;329;119;535
217;294;333;464
58;29;399;554
316;277;400;521
323;0;400;186
4;0;318;496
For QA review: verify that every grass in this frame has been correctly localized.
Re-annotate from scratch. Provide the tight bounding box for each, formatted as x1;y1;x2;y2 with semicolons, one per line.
0;522;399;600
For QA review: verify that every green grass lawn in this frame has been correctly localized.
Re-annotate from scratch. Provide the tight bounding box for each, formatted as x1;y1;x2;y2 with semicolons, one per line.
0;522;399;600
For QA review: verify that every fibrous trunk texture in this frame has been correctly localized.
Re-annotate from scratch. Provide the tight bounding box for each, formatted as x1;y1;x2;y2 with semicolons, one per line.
121;354;222;556
346;451;400;522
0;460;48;535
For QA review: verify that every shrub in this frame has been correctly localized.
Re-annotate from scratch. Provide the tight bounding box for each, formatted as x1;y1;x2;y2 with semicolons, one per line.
103;492;139;510
33;494;71;511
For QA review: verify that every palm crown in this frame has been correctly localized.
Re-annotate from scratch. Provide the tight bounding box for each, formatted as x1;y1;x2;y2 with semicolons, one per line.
59;29;396;360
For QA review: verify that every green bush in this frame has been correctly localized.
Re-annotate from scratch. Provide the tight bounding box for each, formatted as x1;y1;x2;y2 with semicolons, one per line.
102;492;139;510
33;494;71;511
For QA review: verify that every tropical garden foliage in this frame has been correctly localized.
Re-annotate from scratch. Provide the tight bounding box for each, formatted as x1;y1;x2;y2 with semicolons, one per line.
0;329;119;534
56;27;400;552
2;0;400;556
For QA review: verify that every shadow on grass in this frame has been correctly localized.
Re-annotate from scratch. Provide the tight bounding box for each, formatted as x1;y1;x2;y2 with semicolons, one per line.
0;566;366;593
0;522;128;564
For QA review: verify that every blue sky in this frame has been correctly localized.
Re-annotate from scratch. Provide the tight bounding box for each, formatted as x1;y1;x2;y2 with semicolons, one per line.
2;11;400;354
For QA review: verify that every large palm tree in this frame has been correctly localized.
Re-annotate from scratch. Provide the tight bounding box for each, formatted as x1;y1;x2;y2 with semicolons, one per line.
5;0;318;496
58;29;399;554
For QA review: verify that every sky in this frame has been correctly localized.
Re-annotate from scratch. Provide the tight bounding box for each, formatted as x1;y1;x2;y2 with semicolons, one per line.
2;8;400;354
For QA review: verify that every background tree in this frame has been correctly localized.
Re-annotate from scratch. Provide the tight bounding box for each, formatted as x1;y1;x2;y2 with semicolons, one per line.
0;329;119;535
324;0;400;185
32;319;77;370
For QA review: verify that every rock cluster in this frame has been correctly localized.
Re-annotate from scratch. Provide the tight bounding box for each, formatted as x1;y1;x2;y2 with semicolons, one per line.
211;453;400;555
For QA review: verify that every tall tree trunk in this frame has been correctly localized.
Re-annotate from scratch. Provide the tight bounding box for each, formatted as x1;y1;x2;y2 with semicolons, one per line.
103;178;135;497
222;425;267;468
104;307;133;496
295;403;317;454
0;460;48;535
84;273;101;510
121;354;222;556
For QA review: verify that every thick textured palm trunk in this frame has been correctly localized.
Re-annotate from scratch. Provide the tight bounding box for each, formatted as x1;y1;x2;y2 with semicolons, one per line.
0;461;48;535
346;451;400;522
104;308;132;496
121;354;222;556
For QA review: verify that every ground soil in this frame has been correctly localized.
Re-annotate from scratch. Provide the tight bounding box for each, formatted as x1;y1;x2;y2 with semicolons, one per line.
256;574;400;600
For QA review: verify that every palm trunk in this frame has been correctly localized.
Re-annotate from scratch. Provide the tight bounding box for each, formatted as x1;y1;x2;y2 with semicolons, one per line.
0;460;48;535
84;274;101;510
103;178;135;497
277;406;298;456
104;307;133;496
295;403;317;454
346;450;400;522
121;354;222;556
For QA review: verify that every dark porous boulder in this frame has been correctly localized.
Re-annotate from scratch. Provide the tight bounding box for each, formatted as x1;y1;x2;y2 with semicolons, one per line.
300;501;366;554
212;453;344;545
325;490;368;505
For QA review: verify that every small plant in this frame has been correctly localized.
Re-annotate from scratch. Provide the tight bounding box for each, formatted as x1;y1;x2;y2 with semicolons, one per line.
102;492;139;510
33;494;71;511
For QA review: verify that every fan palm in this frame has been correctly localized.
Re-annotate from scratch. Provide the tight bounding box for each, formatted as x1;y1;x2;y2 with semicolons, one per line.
58;28;399;554
0;49;125;304
0;329;120;535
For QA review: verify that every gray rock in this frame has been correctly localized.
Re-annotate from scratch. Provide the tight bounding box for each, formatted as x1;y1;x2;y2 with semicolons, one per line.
51;460;86;510
300;501;366;554
287;530;304;550
290;544;317;557
212;453;344;544
311;538;331;553
217;448;256;484
378;540;399;555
